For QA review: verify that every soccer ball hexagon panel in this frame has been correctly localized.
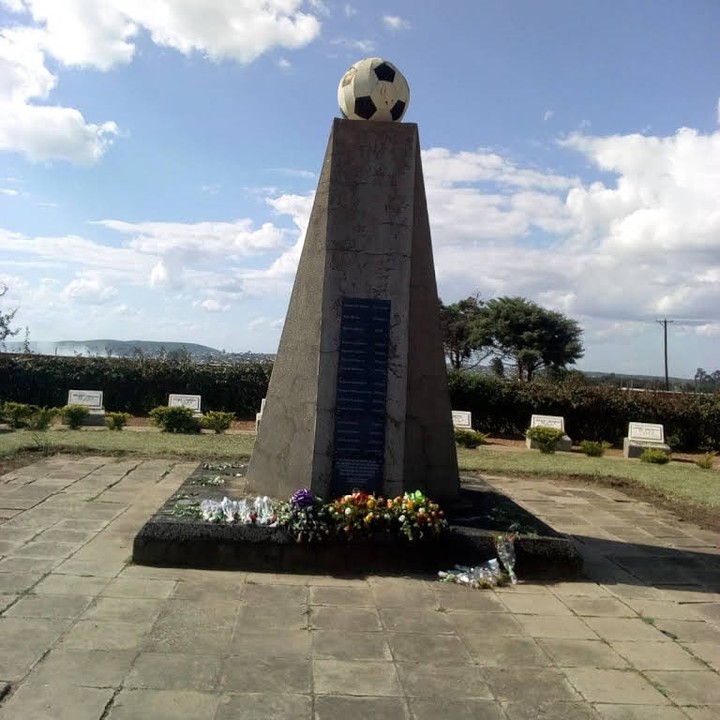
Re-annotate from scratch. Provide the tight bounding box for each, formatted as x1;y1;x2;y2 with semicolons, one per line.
338;58;410;122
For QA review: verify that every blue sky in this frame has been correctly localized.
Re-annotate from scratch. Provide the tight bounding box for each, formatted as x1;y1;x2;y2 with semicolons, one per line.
1;0;719;377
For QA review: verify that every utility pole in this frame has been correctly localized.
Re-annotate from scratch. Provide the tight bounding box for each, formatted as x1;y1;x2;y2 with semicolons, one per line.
656;318;674;391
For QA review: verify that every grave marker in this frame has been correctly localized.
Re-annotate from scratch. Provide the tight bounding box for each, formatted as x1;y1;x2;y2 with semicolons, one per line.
451;411;472;429
168;394;202;415
526;413;572;452
623;422;671;458
66;389;105;426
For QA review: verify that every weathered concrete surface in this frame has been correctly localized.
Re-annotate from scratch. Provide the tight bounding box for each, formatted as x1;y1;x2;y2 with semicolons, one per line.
2;456;720;719
623;438;673;458
246;119;458;502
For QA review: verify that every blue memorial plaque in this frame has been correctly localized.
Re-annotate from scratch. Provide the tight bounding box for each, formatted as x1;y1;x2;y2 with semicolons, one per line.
331;297;391;495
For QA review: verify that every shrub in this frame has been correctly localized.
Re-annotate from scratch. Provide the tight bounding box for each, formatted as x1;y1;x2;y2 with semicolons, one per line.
454;428;488;449
26;406;58;431
61;405;89;429
105;411;131;431
580;440;612;457
640;448;671;464
201;410;235;434
1;401;35;428
526;426;565;454
695;452;716;470
149;405;201;434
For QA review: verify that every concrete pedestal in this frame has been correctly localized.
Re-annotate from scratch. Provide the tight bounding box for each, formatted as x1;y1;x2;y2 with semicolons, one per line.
526;435;573;452
246;119;459;502
623;438;672;458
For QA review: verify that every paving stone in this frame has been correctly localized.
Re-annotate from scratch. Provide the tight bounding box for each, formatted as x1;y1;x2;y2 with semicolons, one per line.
611;641;706;670
32;573;110;596
311;630;391;661
593;704;693;719
379;607;453;633
515;615;599;639
311;605;381;631
243;582;308;605
651;619;720;644
503;701;601;719
682;641;720;670
682;708;720;720
0;617;70;679
314;659;402;696
147;601;238;653
309;586;374;606
125;652;221;691
215;693;313;720
3;594;93;619
234;602;308;632
562;596;636;617
0;681;114;720
583;617;672;642
395;663;491;699
644;670;720;705
500;593;573;616
563;668;670;704
0;593;17;613
316;695;410;720
410;698;505;719
106;689;220;720
61;619;151;651
537;638;629;668
82;596;164;624
462;636;552;667
231;629;312;658
619;599;704;620
433;585;507;611
483;666;581;704
450;610;526;637
370;581;438;608
387;632;472;664
27;649;135;688
221;656;311;694
0;557;58;574
0;573;42;594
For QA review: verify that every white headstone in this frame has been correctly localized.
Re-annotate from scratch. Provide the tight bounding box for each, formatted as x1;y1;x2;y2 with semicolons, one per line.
67;390;103;409
530;414;565;432
168;394;202;412
452;411;472;429
628;422;664;444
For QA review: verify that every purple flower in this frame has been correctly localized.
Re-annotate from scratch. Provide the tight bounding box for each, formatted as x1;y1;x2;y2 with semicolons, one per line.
291;488;316;509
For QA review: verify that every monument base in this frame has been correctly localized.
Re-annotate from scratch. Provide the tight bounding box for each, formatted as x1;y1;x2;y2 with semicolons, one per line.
132;465;582;580
623;438;672;458
82;409;106;427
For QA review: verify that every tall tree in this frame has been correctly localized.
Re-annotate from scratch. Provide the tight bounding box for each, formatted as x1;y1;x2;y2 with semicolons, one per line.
438;296;492;370
0;284;19;348
478;296;584;381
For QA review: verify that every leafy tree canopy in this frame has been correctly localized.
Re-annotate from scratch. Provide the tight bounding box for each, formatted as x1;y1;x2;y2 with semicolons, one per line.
0;284;19;347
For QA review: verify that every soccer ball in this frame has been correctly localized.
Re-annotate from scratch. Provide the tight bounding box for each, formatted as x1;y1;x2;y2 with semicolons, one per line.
337;58;410;122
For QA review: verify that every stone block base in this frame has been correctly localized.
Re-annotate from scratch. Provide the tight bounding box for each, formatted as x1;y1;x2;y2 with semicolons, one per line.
526;435;573;452
82;410;106;427
623;439;672;458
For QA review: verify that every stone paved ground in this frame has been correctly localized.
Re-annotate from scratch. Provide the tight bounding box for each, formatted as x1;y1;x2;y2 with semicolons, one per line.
0;456;719;719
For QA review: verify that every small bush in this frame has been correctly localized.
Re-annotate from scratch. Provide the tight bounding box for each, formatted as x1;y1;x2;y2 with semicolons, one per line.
26;406;58;431
61;405;89;429
640;448;671;464
454;428;488;449
580;440;612;457
526;426;565;454
1;401;35;428
149;405;201;434
105;412;131;431
201;410;235;434
695;452;716;470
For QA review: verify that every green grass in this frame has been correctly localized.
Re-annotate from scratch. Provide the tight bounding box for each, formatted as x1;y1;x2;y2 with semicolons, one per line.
458;446;720;510
0;428;254;461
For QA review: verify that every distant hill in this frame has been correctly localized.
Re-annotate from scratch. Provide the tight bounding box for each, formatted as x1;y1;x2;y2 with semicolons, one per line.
2;339;273;361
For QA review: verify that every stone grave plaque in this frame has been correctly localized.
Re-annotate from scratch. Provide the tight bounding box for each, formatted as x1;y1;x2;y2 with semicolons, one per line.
530;414;565;431
452;411;472;429
67;390;103;408
628;422;665;444
168;394;202;413
332;297;391;495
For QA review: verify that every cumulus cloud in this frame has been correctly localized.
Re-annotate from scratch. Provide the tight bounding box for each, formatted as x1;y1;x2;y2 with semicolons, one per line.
62;276;117;304
383;15;410;31
0;0;323;163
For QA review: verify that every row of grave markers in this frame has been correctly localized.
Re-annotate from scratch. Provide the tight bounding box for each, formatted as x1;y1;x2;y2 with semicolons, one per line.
67;390;203;416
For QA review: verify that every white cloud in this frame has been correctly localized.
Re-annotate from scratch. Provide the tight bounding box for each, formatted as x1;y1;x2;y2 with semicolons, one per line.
343;4;357;17
62;276;117;304
0;187;18;196
330;37;375;54
277;56;291;69
543;109;554;122
383;15;410;31
194;298;230;313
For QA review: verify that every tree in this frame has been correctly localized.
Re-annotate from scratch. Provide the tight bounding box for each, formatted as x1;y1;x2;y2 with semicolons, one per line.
0;284;19;348
477;296;584;381
438;296;492;370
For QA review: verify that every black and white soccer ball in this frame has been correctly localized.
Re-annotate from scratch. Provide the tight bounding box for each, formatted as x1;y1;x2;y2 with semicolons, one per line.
337;58;410;122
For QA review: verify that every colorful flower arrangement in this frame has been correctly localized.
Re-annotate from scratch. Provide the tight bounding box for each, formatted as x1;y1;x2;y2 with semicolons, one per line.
274;488;333;544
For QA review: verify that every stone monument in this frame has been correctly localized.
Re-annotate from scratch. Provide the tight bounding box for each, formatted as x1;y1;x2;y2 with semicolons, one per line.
246;58;459;502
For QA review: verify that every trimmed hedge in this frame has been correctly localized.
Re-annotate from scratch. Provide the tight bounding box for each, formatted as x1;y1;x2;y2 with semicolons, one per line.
447;372;720;452
2;354;719;452
0;354;271;419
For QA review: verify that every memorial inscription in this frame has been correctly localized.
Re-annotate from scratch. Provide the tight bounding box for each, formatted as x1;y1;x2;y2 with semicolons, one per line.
332;297;391;495
168;394;202;413
67;390;103;409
